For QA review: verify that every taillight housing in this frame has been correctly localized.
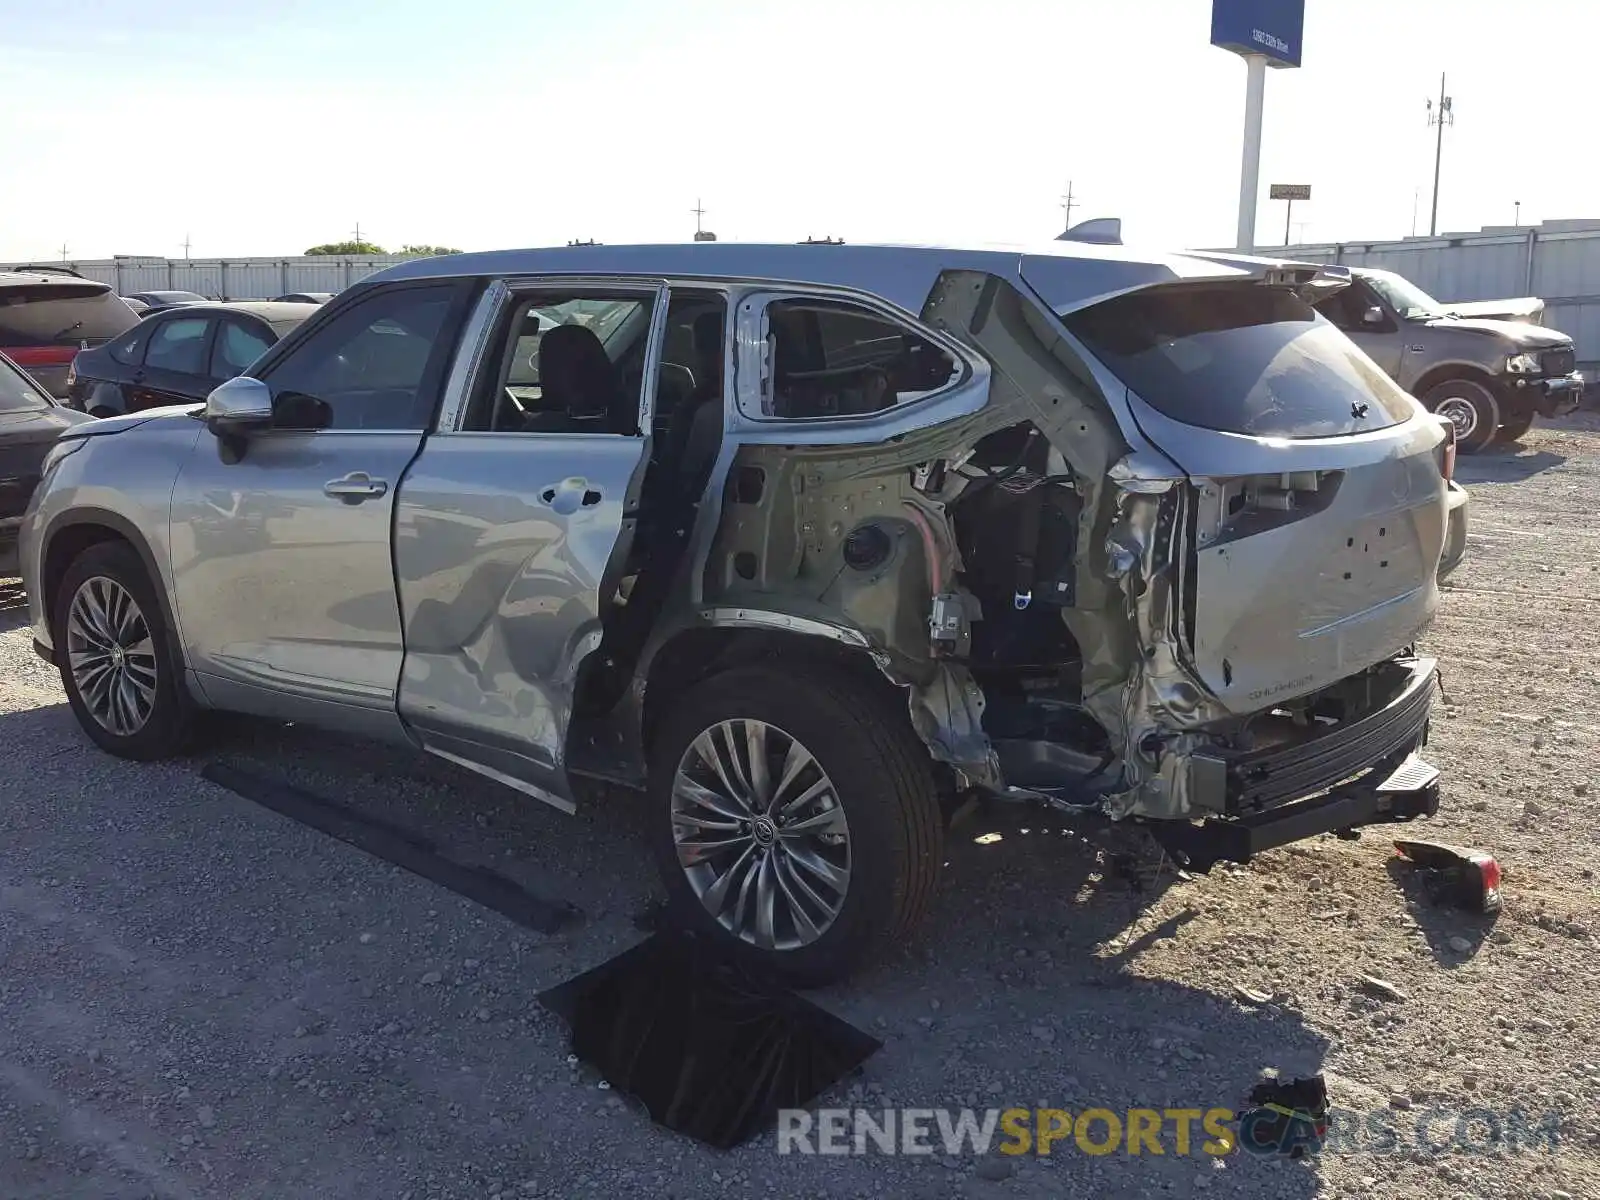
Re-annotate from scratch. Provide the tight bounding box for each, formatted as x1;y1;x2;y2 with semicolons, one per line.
1;345;78;370
1437;420;1457;483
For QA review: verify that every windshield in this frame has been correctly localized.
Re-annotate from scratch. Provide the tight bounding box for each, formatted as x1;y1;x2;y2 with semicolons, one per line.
0;356;51;412
1362;271;1441;319
1064;283;1418;438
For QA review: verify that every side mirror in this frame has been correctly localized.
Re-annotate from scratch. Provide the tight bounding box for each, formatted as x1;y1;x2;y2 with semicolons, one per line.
1362;305;1386;326
204;376;273;438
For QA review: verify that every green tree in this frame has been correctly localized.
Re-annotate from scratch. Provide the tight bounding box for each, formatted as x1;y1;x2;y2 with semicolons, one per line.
398;244;463;257
304;240;387;255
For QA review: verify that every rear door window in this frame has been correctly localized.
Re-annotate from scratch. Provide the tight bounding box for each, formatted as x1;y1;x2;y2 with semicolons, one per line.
210;318;274;378
1063;284;1417;437
145;316;213;375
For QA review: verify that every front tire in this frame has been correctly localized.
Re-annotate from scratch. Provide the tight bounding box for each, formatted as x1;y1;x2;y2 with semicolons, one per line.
54;541;194;760
1423;378;1500;453
647;664;943;986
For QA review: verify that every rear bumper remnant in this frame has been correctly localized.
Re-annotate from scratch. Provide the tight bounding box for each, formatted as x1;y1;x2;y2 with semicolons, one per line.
1149;750;1440;871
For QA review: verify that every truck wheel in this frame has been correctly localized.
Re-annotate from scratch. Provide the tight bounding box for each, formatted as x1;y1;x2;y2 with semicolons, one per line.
647;663;942;986
1494;412;1535;445
54;541;195;761
1423;379;1499;453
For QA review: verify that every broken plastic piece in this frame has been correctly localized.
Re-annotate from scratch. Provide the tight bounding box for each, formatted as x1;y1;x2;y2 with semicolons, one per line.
1393;839;1503;914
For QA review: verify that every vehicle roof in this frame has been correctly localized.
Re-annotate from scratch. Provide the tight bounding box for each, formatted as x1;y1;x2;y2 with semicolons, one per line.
148;301;318;323
130;290;207;300
0;270;112;293
366;240;1324;316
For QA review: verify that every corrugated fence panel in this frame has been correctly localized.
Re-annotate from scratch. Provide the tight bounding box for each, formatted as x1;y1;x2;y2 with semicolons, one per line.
1;255;416;301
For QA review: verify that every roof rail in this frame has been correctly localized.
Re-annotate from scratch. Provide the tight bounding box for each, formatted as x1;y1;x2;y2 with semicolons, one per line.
5;263;86;278
801;236;846;245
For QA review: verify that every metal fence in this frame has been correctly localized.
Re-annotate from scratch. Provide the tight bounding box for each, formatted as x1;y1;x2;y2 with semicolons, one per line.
1;254;417;300
1275;220;1600;375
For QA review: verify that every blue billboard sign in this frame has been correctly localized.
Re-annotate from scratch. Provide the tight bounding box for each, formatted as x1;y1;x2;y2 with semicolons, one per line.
1211;0;1304;69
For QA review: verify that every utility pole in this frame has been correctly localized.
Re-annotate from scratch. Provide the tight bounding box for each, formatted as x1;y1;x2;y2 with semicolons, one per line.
351;221;366;252
691;198;706;238
181;233;192;260
1514;200;1522;227
1426;74;1453;237
1060;181;1077;233
1411;188;1419;237
59;242;69;263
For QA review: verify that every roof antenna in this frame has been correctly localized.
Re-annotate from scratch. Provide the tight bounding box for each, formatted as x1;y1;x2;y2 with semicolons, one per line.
1057;218;1122;245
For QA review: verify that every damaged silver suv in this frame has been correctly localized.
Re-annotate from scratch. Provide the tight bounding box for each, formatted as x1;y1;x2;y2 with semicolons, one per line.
21;242;1471;983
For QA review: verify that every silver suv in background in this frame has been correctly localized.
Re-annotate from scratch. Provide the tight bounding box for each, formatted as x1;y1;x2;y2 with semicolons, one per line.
1314;267;1584;451
21;242;1468;983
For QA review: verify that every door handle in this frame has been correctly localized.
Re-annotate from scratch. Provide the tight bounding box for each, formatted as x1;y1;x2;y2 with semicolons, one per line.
323;472;389;503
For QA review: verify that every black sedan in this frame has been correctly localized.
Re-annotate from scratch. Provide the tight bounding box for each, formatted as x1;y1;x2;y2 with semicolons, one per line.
66;301;316;417
0;353;90;574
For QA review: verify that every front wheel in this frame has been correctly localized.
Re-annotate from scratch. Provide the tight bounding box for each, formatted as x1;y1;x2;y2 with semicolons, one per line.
54;541;195;760
1423;378;1500;454
647;664;943;986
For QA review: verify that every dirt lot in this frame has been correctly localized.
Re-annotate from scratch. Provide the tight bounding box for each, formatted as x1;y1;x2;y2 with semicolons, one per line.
2;415;1598;1200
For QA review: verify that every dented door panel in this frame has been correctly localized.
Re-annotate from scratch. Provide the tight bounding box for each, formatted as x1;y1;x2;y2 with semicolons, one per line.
392;432;648;801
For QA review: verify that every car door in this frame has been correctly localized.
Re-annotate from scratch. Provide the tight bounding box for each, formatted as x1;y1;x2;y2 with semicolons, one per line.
1318;279;1405;379
138;313;218;407
169;280;472;741
392;279;667;809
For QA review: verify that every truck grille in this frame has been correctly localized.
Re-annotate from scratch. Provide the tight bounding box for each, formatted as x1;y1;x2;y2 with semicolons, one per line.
1542;348;1576;376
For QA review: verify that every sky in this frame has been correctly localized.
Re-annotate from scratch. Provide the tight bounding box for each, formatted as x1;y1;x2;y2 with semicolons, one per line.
2;0;1592;262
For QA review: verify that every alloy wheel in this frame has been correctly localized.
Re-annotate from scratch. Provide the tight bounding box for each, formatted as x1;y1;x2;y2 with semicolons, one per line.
65;576;159;737
671;719;852;952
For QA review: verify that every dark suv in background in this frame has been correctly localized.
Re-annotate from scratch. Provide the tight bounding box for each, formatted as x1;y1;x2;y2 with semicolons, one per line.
0;268;141;397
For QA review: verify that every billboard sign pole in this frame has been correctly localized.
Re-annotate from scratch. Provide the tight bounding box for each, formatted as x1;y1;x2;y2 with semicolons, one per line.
1212;1;1305;252
1269;183;1312;245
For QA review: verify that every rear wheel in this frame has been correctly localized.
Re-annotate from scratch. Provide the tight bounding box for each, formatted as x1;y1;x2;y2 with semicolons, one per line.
54;541;195;760
647;664;943;986
1494;411;1535;445
1423;378;1500;453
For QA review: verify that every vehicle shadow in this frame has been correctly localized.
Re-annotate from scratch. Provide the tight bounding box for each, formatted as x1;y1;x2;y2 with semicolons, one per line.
1383;855;1500;966
1454;448;1565;484
10;704;1332;1191
0;576;31;636
221;725;1331;1182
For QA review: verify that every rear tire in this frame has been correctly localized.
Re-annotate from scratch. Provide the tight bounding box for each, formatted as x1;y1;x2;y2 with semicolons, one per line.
53;541;195;761
1423;378;1500;454
647;663;942;986
1494;412;1535;445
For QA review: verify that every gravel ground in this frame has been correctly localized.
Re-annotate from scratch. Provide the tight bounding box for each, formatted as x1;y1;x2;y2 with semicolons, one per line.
2;414;1598;1200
